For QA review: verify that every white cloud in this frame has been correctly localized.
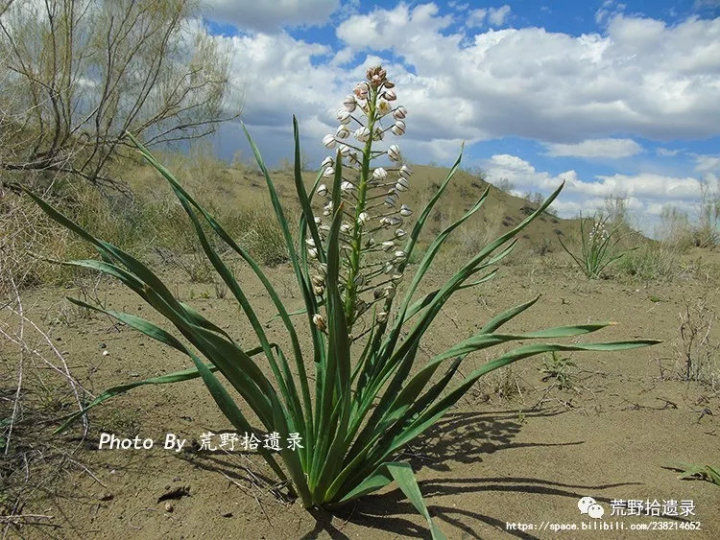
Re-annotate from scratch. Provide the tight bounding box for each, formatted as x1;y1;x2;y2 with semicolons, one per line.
335;5;720;143
545;138;642;158
201;0;339;31
482;153;706;230
467;5;511;28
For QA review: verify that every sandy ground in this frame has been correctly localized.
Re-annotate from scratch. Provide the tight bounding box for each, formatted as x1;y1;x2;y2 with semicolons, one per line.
2;250;719;539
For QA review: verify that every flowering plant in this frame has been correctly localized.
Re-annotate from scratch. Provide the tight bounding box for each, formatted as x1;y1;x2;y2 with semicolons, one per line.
26;66;657;538
559;212;627;278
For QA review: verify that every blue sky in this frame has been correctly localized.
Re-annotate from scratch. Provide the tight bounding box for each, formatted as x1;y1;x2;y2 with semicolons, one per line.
197;1;720;233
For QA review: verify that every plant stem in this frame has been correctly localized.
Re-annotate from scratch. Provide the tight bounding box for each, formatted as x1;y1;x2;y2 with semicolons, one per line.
343;88;377;328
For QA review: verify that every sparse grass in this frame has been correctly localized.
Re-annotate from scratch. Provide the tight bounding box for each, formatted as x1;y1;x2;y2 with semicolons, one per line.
559;213;626;279
675;300;720;388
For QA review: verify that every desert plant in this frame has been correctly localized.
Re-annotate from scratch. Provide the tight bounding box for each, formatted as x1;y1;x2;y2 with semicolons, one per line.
24;66;658;537
540;352;577;390
676;300;719;386
559;212;626;279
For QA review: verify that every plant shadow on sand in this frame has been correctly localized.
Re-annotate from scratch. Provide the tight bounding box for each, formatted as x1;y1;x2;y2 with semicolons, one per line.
183;406;645;539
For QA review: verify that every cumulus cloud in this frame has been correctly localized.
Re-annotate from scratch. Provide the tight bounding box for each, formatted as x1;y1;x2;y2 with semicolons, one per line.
545;138;643;158
201;0;339;31
336;4;720;143
482;153;705;225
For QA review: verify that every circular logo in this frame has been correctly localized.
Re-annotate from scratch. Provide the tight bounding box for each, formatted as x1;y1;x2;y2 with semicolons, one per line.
588;504;605;519
578;496;596;514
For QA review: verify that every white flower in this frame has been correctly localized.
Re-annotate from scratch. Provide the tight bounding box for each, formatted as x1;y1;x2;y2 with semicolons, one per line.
358;212;370;225
354;126;370;142
391;120;405;136
308;247;318;259
314;217;322;225
341;181;355;193
322;134;336;148
388;144;401;161
393;106;407;120
383;262;395;274
311;274;325;287
336;126;350;139
338;144;350;156
343;94;357;112
313;313;326;331
384;195;397;208
395;178;409;192
373;126;384;141
394;250;406;261
313;284;324;296
321;156;333;168
377;311;388;323
384;89;397;101
323;167;335;177
382;240;395;251
394;228;407;238
337;109;351;124
378;99;390;115
340;223;351;234
317;184;328;197
305;238;316;247
399;164;412;178
384;285;396;299
372;167;388;181
399;204;413;217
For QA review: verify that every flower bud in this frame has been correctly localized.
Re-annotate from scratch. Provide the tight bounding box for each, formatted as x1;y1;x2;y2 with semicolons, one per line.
384;195;397;208
377;311;388;323
305;237;316;247
317;184;328;197
384;80;395;88
388;144;401;162
395;178;409;192
384;262;395;274
399;164;412;178
343;94;357;112
358;212;370;225
313;313;326;331
354;82;369;99
354;126;370;142
373;126;384;141
322;134;336;148
393;106;407;119
313;284;324;296
394;228;407;238
341;181;355;193
336;126;350;139
314;217;322;225
384;285;396;299
311;275;325;287
308;247;318;259
323;166;335;177
337;109;351;124
378;99;390;115
372;167;388;181
394;250;406;262
391;120;405;136
382;240;395;251
321;156;334;168
340;223;351;234
338;144;350;156
384;89;397;101
399;204;413;217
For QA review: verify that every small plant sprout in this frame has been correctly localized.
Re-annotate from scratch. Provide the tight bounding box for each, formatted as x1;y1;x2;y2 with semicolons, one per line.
559;212;627;279
540;352;577;391
24;66;659;538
